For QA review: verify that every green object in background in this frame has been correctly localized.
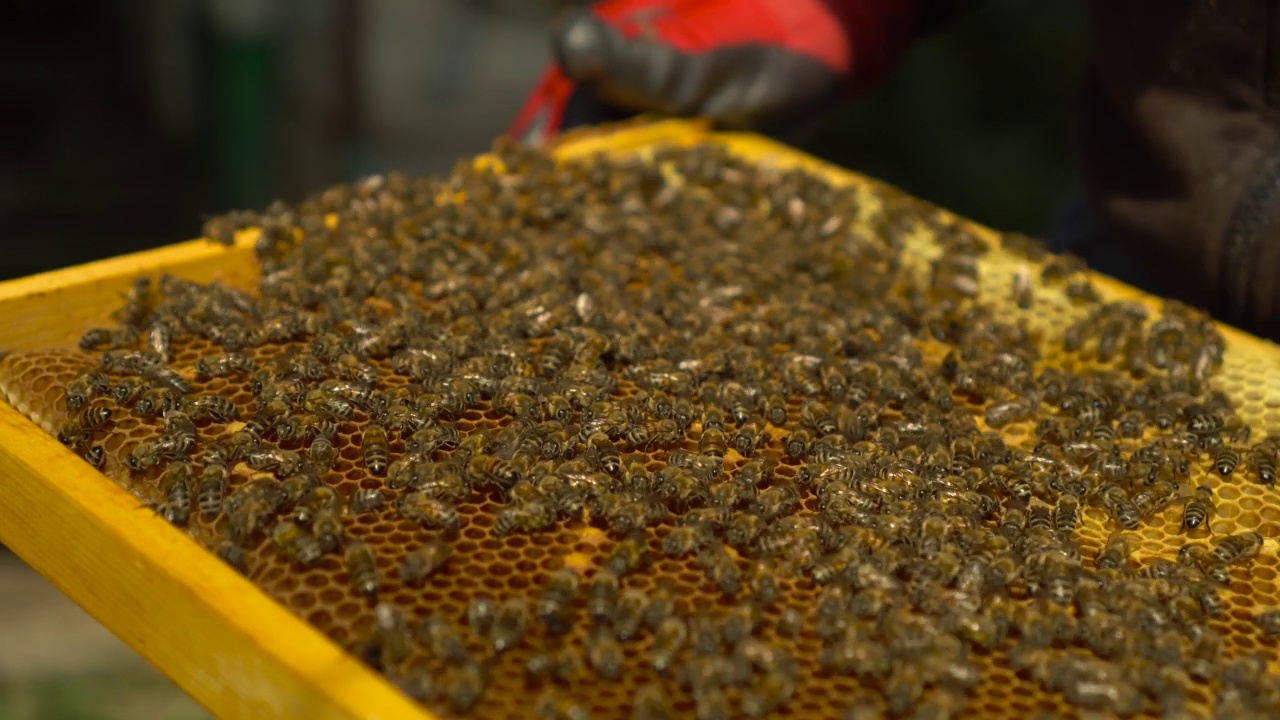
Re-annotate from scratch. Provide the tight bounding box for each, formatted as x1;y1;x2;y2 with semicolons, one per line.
807;0;1089;237
211;35;275;210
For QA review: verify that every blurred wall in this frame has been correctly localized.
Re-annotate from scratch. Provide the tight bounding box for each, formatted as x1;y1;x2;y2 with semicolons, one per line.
0;0;1089;281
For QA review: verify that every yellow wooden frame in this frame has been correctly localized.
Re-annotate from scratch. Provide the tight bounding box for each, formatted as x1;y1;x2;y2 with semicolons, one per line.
1;119;1276;719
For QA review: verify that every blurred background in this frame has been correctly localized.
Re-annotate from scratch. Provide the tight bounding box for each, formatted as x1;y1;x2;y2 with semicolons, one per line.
0;0;1087;717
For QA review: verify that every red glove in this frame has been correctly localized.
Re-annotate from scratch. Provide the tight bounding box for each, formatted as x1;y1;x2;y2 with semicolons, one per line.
510;0;922;144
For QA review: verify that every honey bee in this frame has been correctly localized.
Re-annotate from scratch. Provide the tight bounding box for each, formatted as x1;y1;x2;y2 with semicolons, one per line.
1096;534;1131;570
459;595;494;640
397;491;460;530
354;424;390;477
699;405;726;433
564;564;612;627
79;326;138;351
585;628;624;680
350;487;386;514
196;352;258;379
65;370;111;411
246;447;305;478
196;462;229;519
1252;609;1280;636
1213;531;1263;565
662;524;708;557
586;432;621;475
1253;445;1277;486
697;543;742;597
1181;485;1214;532
294;483;342;524
632;683;672;720
740;672;795;718
598;533;646;578
534;568;580;636
784;429;813;461
399;540;451;586
151;461;194;526
304;389;354;419
755;484;801;520
534;690;590;720
214;538;248;574
270;519;323;566
490;597;529;653
184;394;238;423
343;540;380;598
445;661;486;713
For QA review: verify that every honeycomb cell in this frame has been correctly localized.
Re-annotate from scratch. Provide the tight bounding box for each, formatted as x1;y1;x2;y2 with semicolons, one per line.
6;139;1280;719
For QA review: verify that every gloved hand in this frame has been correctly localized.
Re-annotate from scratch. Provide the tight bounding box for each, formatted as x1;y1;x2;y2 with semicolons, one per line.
510;0;923;144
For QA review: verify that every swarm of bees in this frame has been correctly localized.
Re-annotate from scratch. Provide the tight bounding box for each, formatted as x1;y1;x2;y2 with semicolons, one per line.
17;137;1280;719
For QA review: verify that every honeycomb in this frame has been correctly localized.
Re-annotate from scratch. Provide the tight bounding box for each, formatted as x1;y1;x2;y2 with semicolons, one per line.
4;135;1280;720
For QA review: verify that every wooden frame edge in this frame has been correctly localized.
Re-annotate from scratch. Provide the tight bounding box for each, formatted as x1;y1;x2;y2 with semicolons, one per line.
0;401;429;720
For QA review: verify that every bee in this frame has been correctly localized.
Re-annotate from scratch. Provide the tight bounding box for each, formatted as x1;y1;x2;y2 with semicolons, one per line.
1215;445;1241;476
536;568;580;635
534;690;590;720
110;376;149;407
397;491;460;530
1096;534;1131;569
83;445;106;469
196;462;229;519
586;432;620;475
1213;531;1263;565
731;421;764;456
349;487;385;515
1053;493;1080;535
356;424;391;477
784;429;812;460
371;602;410;669
151;461;194;526
662;524;708;557
740;672;795;718
412;613;468;666
79;326;138;351
1253;609;1280;636
522;640;578;681
399;540;451;586
632;683;672;720
1116;411;1145;438
77;403;113;430
306;433;338;471
343;541;380;598
270;519;323;566
759;394;789;427
586;569;620;625
445;661;486;713
196;352;257;379
1011;265;1034;309
541;393;574;423
698;543;742;597
755;484;801;520
465;595;497;639
304;389;354;419
1253;445;1277;486
490;597;529;653
294;485;342;525
1195;584;1226;618
649;615;687;674
215;538;248;574
494;500;557;535
184;394;238;423
246;447;305;478
702;406;727;433
1182;485;1214;532
65;370;111;410
585;628;624;680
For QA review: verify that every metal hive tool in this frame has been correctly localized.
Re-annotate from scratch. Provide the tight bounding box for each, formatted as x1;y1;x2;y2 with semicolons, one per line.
3;136;1280;720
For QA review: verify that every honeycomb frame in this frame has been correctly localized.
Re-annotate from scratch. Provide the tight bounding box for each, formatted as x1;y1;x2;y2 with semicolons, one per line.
1;119;1279;720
